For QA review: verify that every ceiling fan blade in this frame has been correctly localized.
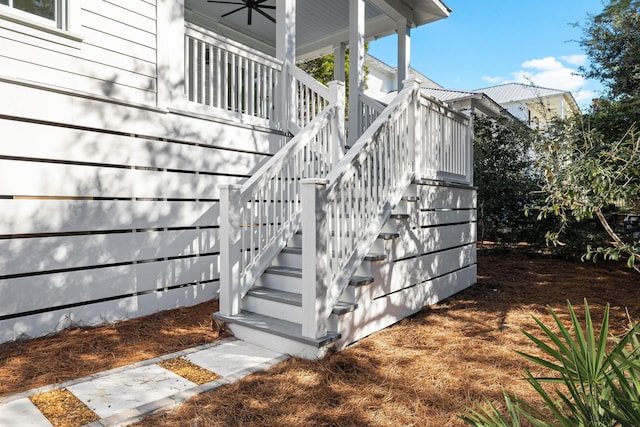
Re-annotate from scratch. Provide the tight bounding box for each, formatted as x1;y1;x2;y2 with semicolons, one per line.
254;0;275;8
254;7;276;23
207;1;245;4
220;5;247;18
247;6;252;25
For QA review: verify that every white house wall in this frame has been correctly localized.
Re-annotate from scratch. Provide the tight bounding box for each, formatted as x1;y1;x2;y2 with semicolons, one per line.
0;0;158;104
0;0;288;342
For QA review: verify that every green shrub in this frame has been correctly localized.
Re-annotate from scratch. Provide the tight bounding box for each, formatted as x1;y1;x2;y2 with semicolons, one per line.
462;300;640;426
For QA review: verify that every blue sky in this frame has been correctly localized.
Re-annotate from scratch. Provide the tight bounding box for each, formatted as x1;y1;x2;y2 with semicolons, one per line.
369;1;606;107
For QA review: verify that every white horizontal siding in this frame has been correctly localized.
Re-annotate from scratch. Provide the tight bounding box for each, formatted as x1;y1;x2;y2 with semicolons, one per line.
0;27;156;78
81;8;156;48
0;0;158;104
104;0;156;19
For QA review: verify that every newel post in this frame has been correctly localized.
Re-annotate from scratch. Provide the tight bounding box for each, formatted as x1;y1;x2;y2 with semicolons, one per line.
328;80;346;165
467;113;474;185
219;184;242;316
301;178;330;339
403;78;421;179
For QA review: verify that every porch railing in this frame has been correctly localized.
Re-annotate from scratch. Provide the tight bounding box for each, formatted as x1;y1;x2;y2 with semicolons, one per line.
219;82;345;315
358;93;386;136
184;23;282;123
418;94;473;184
287;64;331;133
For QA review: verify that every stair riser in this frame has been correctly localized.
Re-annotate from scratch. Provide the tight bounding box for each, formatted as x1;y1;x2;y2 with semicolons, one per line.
242;297;302;323
272;252;302;269
288;234;303;247
226;323;329;359
257;273;302;293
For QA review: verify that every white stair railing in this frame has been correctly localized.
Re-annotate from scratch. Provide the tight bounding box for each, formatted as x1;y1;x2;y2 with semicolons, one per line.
300;81;474;339
219;81;345;316
184;23;281;123
359;93;386;135
287;64;331;133
418;94;473;184
300;81;420;339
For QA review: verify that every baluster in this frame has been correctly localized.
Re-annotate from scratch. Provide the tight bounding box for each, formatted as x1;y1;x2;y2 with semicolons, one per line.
248;61;255;117
199;41;206;105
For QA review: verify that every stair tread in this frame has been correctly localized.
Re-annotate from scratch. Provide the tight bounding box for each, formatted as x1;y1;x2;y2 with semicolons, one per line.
378;232;400;240
264;266;374;287
247;287;301;306
390;213;410;219
281;246;385;261
333;301;358;315
294;230;399;240
214;311;340;348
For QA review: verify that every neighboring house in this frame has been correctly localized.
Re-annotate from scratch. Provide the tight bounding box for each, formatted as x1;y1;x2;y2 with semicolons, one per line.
365;54;515;120
0;0;477;358
476;83;580;126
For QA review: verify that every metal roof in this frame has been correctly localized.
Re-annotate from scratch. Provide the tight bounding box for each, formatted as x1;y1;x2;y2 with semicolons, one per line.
421;88;516;119
475;83;571;104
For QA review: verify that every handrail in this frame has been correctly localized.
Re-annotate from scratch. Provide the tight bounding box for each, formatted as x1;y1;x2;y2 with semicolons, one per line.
287;64;331;133
184;23;282;122
219;82;345;316
301;83;419;338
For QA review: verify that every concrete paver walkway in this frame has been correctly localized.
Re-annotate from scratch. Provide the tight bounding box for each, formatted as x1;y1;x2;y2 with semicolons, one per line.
0;338;287;427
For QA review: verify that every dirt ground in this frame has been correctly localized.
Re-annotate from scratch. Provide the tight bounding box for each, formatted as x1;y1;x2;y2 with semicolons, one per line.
1;251;638;426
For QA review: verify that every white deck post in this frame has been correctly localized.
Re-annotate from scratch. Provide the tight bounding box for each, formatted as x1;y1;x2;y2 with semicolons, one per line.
276;0;296;132
301;178;330;339
467;113;474;184
397;23;411;90
404;78;420;179
219;184;243;316
328;80;346;164
333;43;346;82
348;0;365;143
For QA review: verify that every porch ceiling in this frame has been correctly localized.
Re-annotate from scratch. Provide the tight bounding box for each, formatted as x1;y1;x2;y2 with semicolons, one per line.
186;0;449;58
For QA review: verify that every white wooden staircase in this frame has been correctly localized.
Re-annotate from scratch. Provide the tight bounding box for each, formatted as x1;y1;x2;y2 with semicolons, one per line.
215;74;475;358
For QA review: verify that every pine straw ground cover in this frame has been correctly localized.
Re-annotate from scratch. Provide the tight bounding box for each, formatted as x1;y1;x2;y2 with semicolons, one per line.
134;253;639;427
0;252;638;426
0;299;221;397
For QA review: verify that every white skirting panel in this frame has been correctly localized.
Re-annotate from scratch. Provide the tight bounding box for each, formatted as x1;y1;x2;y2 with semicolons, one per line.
334;182;477;349
335;264;477;348
0;280;220;343
0;80;284;344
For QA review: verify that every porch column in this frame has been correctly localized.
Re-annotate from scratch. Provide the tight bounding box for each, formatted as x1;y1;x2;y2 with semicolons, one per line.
348;0;365;143
156;0;185;108
397;22;411;90
276;0;296;132
333;43;346;82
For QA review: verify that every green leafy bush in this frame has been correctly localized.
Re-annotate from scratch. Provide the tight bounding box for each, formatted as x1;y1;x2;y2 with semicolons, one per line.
462;300;640;426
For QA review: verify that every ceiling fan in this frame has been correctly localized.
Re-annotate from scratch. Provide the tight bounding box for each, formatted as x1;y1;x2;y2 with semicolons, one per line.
207;0;276;25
